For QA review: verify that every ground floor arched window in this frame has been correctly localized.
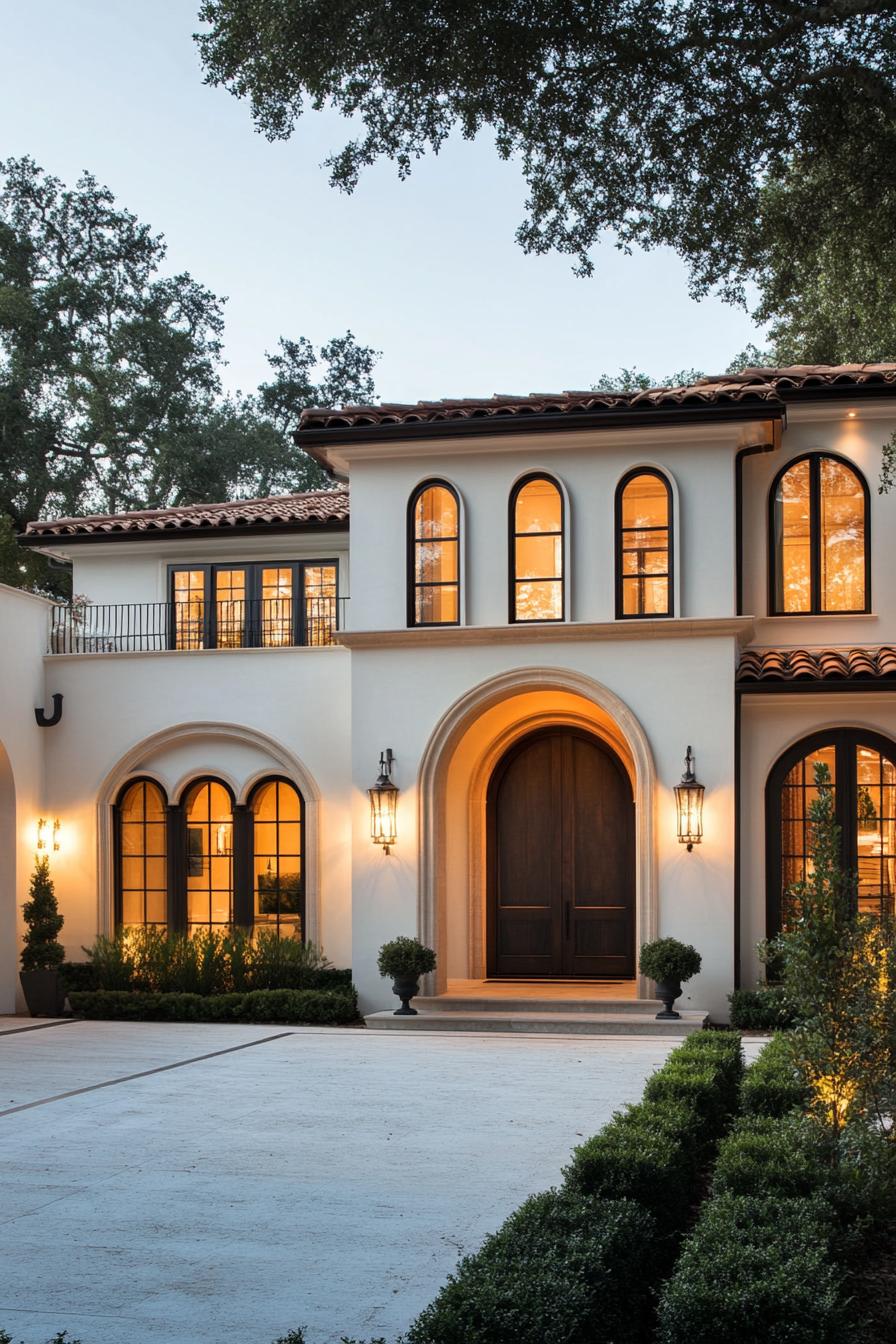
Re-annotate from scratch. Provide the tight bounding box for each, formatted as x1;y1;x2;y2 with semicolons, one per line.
114;774;306;937
766;728;896;933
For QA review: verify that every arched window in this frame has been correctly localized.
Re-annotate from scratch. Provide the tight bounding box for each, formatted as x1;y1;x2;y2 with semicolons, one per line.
250;778;304;938
115;779;168;929
766;729;896;934
408;481;460;626
770;454;869;614
183;778;234;933
510;475;564;622
615;469;673;618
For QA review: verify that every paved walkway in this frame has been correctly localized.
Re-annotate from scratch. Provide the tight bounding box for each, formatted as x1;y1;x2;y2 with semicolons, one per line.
0;1021;736;1344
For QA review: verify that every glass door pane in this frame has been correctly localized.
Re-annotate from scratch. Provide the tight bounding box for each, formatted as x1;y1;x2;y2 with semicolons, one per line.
215;569;246;648
172;570;206;649
261;568;293;646
304;565;337;645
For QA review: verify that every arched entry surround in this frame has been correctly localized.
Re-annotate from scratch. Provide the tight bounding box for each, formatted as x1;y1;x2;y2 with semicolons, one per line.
95;722;322;943
418;668;658;996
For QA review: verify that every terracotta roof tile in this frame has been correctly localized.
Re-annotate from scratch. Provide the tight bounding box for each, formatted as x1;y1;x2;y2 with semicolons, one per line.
298;363;896;433
22;486;349;543
738;646;896;684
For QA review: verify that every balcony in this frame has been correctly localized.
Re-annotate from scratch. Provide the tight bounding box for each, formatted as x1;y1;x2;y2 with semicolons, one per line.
47;596;347;654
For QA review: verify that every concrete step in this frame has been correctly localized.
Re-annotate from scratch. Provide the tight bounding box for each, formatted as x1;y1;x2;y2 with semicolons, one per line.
364;1009;709;1037
412;995;671;1015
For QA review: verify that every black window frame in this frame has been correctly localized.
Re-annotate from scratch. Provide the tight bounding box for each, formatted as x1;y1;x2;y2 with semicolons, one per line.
508;472;566;624
248;775;307;940
765;727;896;935
112;776;169;930
614;467;674;620
167;559;340;649
406;479;462;628
767;451;871;617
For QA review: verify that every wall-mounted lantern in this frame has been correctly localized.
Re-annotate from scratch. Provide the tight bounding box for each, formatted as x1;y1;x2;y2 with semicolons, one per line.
368;749;398;854
36;817;61;853
674;747;704;851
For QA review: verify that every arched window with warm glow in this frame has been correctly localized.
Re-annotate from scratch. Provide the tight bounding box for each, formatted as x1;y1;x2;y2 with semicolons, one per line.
510;475;564;622
250;778;304;939
615;469;673;618
408;481;460;626
770;454;869;614
766;730;896;934
115;779;168;930
183;778;234;933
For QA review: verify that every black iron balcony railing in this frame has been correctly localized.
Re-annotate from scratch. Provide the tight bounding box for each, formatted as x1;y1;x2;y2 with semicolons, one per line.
48;596;347;653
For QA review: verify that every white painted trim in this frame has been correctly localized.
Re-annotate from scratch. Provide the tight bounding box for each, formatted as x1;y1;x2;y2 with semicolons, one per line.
95;720;323;945
416;667;658;998
340;616;755;650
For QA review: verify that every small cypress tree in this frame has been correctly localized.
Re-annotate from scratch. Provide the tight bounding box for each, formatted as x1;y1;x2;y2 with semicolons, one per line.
21;856;65;971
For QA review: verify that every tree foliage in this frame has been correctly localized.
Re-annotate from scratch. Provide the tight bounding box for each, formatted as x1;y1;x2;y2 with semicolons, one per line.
20;855;65;971
0;156;379;593
196;0;896;299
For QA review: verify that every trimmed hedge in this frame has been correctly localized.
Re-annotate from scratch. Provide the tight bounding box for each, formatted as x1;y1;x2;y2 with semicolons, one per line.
68;986;359;1025
728;985;796;1031
403;1190;655;1344
566;1031;743;1230
740;1032;809;1117
711;1113;829;1201
655;1194;847;1344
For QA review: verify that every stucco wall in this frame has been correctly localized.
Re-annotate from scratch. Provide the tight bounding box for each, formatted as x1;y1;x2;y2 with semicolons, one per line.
0;584;52;1012
41;646;353;971
349;633;739;1018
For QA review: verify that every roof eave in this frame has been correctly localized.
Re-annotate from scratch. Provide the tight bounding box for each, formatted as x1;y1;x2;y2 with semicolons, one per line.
18;518;350;549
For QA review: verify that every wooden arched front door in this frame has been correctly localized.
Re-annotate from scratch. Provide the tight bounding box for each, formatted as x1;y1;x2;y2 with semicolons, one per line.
486;728;635;978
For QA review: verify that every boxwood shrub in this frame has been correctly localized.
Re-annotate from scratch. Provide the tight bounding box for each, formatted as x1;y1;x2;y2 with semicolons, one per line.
68;986;359;1025
711;1113;830;1201
740;1032;809;1117
728;985;796;1031
642;1033;743;1139
404;1190;655;1344
655;1194;847;1344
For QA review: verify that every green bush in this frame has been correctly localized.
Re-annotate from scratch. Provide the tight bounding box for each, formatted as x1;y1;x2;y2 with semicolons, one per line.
728;985;797;1031
638;936;701;985
20;856;65;970
655;1195;846;1344
82;928;349;995
643;1060;738;1138
377;935;437;979
740;1033;809;1118
59;961;99;992
404;1190;655;1344
711;1113;830;1201
68;986;359;1025
565;1098;699;1228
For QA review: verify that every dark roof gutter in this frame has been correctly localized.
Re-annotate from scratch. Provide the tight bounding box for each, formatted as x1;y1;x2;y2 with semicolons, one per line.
18;518;349;549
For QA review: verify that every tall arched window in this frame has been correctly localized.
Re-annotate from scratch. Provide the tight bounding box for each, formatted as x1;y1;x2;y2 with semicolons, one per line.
615;469;673;618
115;779;168;929
766;729;896;934
408;481;460;626
250;778;304;938
183;778;234;933
770;454;869;614
510;474;564;622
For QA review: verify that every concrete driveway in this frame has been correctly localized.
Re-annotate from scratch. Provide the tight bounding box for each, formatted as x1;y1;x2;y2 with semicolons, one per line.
0;1019;695;1344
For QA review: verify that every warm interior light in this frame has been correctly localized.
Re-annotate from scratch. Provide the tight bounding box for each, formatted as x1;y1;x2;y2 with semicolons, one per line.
368;749;398;853
36;817;61;854
847;410;857;418
674;747;705;851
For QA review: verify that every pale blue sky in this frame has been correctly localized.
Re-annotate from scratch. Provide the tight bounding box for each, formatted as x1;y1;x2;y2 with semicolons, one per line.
2;0;766;404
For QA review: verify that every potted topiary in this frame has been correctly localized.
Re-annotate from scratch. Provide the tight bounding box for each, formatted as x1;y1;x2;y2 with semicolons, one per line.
20;855;67;1016
377;935;437;1015
638;937;701;1020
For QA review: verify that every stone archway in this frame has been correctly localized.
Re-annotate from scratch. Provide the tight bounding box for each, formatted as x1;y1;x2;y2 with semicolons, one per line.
417;668;658;996
95;721;323;943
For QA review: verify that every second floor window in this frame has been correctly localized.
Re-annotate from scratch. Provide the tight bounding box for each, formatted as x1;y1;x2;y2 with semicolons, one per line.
171;561;338;649
771;453;869;614
408;481;460;626
510;475;564;622
616;470;673;618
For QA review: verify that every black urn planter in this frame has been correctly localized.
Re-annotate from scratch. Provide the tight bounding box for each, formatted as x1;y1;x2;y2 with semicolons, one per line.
19;969;67;1018
654;980;683;1020
391;973;421;1016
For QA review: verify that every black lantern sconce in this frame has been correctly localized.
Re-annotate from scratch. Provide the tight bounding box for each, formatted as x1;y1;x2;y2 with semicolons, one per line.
674;746;705;851
368;749;398;854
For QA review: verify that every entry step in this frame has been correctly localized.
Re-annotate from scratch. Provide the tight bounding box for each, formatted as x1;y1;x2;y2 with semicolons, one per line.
364;1008;709;1037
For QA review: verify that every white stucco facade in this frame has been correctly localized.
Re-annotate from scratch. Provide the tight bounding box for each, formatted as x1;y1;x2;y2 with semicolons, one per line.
3;377;896;1020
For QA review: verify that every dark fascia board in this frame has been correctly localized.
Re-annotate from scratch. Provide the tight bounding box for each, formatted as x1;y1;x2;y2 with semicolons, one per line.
293;401;787;460
779;383;896;404
738;678;896;696
18;519;349;549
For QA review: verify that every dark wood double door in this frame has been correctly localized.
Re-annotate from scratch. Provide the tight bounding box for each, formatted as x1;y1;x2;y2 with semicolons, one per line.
486;728;635;978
